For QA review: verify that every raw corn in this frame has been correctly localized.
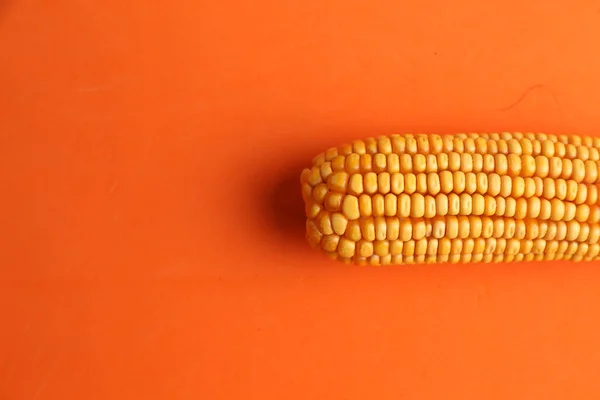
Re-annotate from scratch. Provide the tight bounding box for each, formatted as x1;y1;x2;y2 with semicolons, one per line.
300;132;600;265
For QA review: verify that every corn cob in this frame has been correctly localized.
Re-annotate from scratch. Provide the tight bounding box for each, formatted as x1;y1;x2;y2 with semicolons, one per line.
300;132;600;265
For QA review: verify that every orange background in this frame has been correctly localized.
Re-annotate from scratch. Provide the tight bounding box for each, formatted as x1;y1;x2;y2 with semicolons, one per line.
2;1;600;399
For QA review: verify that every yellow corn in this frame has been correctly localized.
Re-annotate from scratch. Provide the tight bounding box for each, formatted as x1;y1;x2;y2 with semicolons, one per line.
300;132;600;265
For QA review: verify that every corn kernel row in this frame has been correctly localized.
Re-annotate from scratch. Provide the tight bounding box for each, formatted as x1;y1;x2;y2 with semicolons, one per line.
324;237;600;263
309;171;600;203
308;216;599;246
307;152;600;185
313;133;600;164
330;238;600;265
305;192;600;223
